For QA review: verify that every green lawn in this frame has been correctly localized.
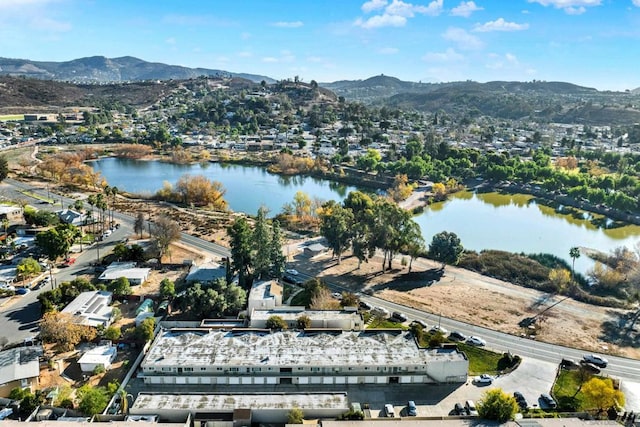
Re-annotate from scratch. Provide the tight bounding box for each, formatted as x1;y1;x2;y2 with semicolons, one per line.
458;343;505;375
552;370;587;411
368;317;407;329
0;114;24;121
290;288;312;306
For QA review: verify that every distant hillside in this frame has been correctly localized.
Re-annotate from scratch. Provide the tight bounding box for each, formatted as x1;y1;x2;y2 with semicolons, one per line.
322;75;640;125
0;56;275;84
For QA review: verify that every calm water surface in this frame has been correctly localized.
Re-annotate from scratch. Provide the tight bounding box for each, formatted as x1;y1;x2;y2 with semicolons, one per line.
415;191;640;274
90;157;364;214
92;158;640;273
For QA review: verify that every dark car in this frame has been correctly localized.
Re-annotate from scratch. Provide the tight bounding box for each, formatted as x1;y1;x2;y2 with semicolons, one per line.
359;301;372;310
391;311;408;322
579;361;601;374
282;275;303;285
539;393;557;409
454;402;465;415
561;358;579;370
513;392;528;409
449;331;467;341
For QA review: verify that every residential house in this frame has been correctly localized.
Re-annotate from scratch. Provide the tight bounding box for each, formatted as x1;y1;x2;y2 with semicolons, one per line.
78;344;117;373
61;290;113;327
98;262;150;285
246;280;282;313
185;261;226;285
0;346;42;397
56;209;87;227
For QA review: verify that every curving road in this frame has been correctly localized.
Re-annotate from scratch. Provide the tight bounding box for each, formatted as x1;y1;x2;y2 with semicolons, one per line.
2;178;639;383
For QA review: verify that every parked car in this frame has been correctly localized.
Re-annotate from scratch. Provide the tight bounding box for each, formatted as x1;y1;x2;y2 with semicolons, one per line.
453;402;465;415
282;275;303;285
579;361;601;374
465;400;478;416
539;393;557;409
371;306;389;317
331;292;343;300
358;301;372;310
513;392;528;409
15;287;30;295
560;358;579;370
430;325;448;334
384;404;395;417
582;354;608;368
473;374;493;385
391;311;408;322
449;331;467;341
466;336;487;346
285;268;299;276
407;401;417;416
410;319;428;329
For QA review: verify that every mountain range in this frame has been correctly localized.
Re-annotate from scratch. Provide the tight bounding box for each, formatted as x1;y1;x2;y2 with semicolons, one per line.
0;56;274;84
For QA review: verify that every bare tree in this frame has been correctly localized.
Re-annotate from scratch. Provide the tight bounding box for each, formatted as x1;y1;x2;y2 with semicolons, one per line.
150;215;181;262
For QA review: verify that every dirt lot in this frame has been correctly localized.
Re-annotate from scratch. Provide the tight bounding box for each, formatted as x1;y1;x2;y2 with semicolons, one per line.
295;250;640;360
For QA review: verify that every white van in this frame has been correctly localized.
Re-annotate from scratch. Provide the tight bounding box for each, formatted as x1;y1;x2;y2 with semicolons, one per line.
384;404;395;417
465;400;478;416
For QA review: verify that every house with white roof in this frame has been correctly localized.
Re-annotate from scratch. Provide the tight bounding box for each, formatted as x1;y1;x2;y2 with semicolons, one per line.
246;279;282;313
98;262;150;285
78;344;117;373
61;290;113;327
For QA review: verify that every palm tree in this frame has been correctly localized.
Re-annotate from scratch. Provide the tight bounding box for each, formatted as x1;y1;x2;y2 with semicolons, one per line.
1;218;8;247
569;247;581;285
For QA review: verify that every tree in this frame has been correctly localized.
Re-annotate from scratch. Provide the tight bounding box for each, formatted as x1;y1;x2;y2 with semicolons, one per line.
265;315;287;330
253;207;271;280
569;246;580;284
269;220;286;278
0;155;8;182
287;407;304;424
548;268;571;292
77;385;109;416
228;217;253;288
36;223;79;261
428;231;464;269
16;257;41;282
103;326;121;340
581;377;625;413
150;215;181;261
159;278;176;299
134;212;145;238
296;315;311;329
39;312;97;351
319;201;354;264
135;317;156;342
108;277;132;297
477;388;519;422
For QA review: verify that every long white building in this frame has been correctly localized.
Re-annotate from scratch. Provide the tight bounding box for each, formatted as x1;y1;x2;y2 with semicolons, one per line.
140;328;468;386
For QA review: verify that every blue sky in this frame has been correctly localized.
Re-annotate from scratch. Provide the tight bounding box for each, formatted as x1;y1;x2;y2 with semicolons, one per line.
1;0;639;90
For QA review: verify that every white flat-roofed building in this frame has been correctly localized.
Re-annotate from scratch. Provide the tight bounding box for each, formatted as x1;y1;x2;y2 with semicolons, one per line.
130;392;349;424
246;280;282;313
98;262;150;285
78;344;117;373
249;307;364;330
141;329;468;386
61;290;113;327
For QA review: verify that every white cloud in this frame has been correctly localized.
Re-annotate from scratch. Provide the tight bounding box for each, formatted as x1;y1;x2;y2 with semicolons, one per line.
423;48;464;62
261;51;296;63
633;0;640;6
379;47;399;54
237;51;252;58
0;0;56;9
362;0;388;12
307;56;324;63
355;0;443;28
355;14;406;28
450;1;483;17
474;18;529;32
527;0;601;14
165;37;176;45
262;57;278;63
272;21;304;28
442;27;484;50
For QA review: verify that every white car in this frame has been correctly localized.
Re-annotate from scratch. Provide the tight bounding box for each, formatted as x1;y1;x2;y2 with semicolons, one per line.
466;336;487;346
583;354;608;368
473;374;494;385
430;325;448;334
331;292;343;300
285;268;299;276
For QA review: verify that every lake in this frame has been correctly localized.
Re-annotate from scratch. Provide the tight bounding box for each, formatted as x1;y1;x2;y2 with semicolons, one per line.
92;157;640;273
90;157;365;215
